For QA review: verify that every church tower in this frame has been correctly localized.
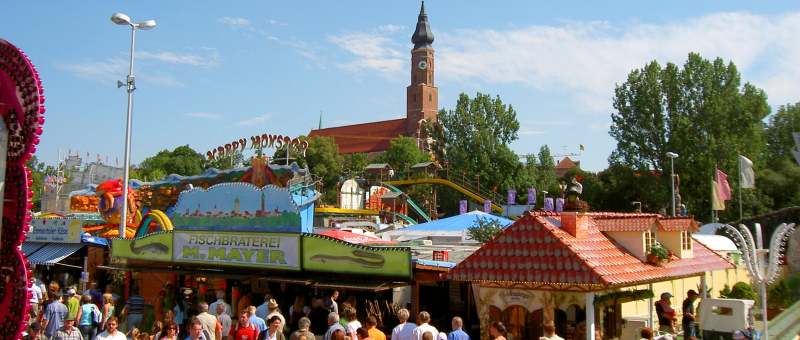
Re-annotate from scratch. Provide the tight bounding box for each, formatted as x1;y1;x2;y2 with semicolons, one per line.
406;1;438;136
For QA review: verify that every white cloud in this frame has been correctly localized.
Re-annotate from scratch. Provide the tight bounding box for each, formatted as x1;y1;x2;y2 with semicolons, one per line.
436;12;800;111
143;74;185;87
378;24;406;33
186;112;223;120
218;17;251;29
237;113;272;126
268;19;288;26
138;50;219;67
328;32;405;75
518;128;545;136
57;58;128;82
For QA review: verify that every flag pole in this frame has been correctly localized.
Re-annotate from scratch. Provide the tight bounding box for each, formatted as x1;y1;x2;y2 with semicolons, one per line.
738;156;744;221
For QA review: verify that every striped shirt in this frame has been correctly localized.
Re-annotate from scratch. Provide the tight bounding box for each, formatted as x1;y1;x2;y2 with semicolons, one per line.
126;295;145;314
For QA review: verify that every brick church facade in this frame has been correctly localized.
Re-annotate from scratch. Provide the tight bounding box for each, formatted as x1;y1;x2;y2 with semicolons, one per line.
309;2;438;154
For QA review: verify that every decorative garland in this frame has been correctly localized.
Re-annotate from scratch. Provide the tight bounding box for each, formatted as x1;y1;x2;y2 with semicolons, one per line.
0;39;45;339
594;289;654;307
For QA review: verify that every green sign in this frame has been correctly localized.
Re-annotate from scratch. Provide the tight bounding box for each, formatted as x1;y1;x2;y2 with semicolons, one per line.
173;231;300;270
302;235;412;278
112;232;173;262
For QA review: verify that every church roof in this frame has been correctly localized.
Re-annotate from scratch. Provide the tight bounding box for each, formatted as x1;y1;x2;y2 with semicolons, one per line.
411;1;434;49
556;156;578;169
308;118;408;154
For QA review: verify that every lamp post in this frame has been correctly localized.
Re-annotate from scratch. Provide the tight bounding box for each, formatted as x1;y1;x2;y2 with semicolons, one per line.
717;222;796;340
542;191;548;210
666;152;679;216
111;12;156;239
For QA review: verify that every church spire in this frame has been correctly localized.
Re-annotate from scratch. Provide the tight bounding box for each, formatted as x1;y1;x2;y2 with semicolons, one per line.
411;1;434;49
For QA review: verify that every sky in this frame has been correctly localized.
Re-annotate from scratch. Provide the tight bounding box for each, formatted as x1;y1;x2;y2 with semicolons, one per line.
3;1;800;171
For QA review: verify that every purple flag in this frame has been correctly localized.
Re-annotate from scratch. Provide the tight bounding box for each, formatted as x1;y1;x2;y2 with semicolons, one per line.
507;189;516;205
483;199;492;213
544;198;554;211
555;198;565;212
459;200;468;214
527;188;536;205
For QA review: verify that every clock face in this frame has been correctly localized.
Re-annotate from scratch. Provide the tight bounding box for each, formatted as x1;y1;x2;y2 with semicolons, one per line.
418;60;428;70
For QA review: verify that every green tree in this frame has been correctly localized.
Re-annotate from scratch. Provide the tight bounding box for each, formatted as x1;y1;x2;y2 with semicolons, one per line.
207;150;245;170
379;136;430;173
342;153;370;178
466;216;505;243
26;156;56;211
296;136;343;204
535;145;559;195
439;93;526;192
138;145;206;180
766;102;800;166
609;53;769;221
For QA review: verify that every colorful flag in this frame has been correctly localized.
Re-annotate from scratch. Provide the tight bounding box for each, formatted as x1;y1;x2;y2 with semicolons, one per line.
483;200;491;213
739;155;755;189
555;198;565;212
459;200;468;215
507;189;516;205
544;198;554;212
715;169;732;201
711;179;725;211
527;188;536;205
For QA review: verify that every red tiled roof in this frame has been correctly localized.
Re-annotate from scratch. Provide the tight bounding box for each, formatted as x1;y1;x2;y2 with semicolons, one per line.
659;217;700;232
309;119;408;154
596;217;658;232
556;157;578;169
447;211;733;289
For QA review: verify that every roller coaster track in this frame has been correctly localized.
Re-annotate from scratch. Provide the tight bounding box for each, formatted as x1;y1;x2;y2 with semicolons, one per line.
380;183;432;223
384;177;504;213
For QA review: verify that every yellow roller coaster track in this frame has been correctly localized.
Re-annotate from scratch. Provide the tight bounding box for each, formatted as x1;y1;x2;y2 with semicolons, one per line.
384;178;504;213
314;207;380;215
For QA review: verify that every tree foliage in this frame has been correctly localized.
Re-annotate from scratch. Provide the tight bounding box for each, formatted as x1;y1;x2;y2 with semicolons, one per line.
766;102;800;166
276;136;343;204
609;53;769;220
379;136;429;173
466;216;505;243
138;145;206;181
27;156;57;211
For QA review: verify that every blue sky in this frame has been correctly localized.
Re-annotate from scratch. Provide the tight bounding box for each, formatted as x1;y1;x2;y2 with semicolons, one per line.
3;1;799;171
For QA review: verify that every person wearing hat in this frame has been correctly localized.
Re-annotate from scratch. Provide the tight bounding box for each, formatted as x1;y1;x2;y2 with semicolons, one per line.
265;299;286;334
53;315;84;340
682;290;700;340
66;288;82;322
654;292;676;334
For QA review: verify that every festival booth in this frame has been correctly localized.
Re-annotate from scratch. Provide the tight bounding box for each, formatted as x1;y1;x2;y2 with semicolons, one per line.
93;153;414;333
448;211;735;340
22;217;109;291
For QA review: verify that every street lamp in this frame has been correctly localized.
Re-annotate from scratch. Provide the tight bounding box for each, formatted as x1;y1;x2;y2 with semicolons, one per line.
542;190;548;210
111;12;156;239
666;152;679;217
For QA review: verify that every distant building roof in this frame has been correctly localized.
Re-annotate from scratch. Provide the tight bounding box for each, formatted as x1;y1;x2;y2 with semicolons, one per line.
365;163;392;170
555;157;580;177
692;234;739;252
411;161;435;169
309;119;407;154
447;211;733;289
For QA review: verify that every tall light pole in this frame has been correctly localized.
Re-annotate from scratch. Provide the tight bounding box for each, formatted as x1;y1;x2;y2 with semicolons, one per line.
111;13;156;239
666;152;679;216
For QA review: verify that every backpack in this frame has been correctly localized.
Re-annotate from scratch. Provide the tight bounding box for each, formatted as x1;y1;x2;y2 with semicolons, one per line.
91;306;103;325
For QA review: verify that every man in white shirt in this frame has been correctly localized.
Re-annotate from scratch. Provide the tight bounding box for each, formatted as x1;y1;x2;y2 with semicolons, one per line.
216;304;232;340
411;311;438;340
392;309;416;340
28;279;43;318
196;302;221;340
209;290;231;317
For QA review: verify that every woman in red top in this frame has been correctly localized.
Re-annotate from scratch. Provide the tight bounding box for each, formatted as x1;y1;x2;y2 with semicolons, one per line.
232;311;259;340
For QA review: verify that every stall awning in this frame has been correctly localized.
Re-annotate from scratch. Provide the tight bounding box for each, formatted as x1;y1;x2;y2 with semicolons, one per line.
25;243;85;265
21;242;48;256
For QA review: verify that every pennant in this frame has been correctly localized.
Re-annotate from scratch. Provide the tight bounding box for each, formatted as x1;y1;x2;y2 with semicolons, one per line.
527;188;536;205
711;180;725;211
483;200;491;213
555;198;565;212
459;200;468;215
507;189;516;205
739;155;755;189
715;169;732;201
544;198;554;212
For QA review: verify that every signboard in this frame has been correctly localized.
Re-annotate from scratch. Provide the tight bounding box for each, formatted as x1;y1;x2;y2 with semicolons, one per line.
27;218;83;243
112;232;174;262
483;200;491;213
173;231;300;270
207;132;309;161
303;235;411;278
507;189;516;205
459;200;468;215
527;188;536;205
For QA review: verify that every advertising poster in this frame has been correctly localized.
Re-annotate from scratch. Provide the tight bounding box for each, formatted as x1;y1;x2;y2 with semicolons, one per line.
112;232;173;262
28;218;83;243
302;235;411;278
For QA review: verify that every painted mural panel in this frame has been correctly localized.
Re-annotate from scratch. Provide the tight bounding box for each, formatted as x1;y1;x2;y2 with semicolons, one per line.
112;232;173;262
171;183;301;232
302;234;411;278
